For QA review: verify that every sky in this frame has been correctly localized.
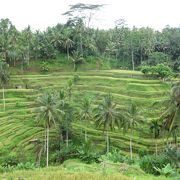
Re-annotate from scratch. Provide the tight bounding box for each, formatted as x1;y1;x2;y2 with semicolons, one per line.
0;0;180;31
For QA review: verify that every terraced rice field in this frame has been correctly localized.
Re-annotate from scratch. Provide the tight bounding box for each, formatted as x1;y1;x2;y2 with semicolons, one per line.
0;70;173;158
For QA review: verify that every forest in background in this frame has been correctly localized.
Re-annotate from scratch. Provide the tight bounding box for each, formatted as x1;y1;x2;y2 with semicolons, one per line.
0;3;179;72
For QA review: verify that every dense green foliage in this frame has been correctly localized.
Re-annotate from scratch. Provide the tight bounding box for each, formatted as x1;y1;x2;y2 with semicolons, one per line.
0;4;179;178
0;16;180;71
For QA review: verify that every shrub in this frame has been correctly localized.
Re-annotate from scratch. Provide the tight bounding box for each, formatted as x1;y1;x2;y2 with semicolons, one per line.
15;162;36;170
139;154;170;175
72;74;80;84
141;66;151;75
100;150;134;165
0;165;14;173
154;163;176;177
155;64;173;79
0;162;36;173
141;64;173;79
0;153;19;167
40;61;49;72
138;148;148;158
53;141;101;164
165;146;180;168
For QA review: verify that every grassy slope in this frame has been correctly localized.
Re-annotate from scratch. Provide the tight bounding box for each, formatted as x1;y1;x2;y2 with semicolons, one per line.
0;68;173;159
0;159;173;180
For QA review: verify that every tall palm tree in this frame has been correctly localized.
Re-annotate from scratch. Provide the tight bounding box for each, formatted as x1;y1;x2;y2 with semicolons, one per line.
65;80;73;102
94;93;121;153
57;89;73;148
62;103;74;148
122;103;142;160
0;60;10;111
150;119;161;156
160;82;180;133
64;31;74;61
36;91;61;167
80;97;92;142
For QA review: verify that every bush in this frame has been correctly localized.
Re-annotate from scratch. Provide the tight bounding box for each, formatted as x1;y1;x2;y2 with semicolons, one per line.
53;141;101;164
141;64;173;79
72;74;80;84
141;66;151;75
0;153;19;167
138;148;148;158
40;61;49;72
154;163;176;177
100;150;134;165
165;146;180;168
15;162;36;170
155;64;173;79
139;154;170;175
0;162;36;173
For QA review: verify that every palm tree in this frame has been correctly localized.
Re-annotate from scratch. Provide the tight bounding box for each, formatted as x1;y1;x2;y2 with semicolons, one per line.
160;82;180;134
57;89;73;148
65;80;73;102
0;60;10;111
94;93;120;153
36;91;61;167
62;103;74;148
170;125;178;145
122;103;142;160
64;31;74;61
80;97;92;142
150;119;161;156
70;50;84;71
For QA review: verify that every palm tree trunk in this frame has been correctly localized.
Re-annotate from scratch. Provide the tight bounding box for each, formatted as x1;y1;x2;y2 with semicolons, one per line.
85;130;87;142
44;130;47;153
13;58;16;67
46;126;49;167
130;129;133;160
140;47;143;65
106;131;109;154
27;43;30;65
80;33;83;56
130;138;133;160
66;129;69;148
2;86;5;111
74;62;76;71
131;50;135;71
67;47;69;61
155;139;158;156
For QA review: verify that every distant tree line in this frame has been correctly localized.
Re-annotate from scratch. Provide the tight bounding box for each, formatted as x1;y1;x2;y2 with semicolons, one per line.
0;4;180;71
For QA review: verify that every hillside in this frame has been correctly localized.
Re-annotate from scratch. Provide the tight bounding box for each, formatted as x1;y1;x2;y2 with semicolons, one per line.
0;69;172;162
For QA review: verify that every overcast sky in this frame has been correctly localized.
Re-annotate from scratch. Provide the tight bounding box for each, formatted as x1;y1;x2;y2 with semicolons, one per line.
0;0;180;31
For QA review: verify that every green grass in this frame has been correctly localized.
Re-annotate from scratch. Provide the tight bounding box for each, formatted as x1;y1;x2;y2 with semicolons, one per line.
0;159;174;180
0;69;174;161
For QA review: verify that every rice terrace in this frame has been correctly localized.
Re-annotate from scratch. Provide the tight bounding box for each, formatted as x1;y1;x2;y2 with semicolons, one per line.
0;1;180;180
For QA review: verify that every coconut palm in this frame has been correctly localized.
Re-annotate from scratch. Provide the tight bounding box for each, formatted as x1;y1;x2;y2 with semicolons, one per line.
65;80;73;102
64;31;74;61
160;82;180;132
62;103;74;148
36;91;61;167
80;97;92;142
150;119;161;156
70;50;84;71
0;60;10;111
94;93;121;153
57;89;73;148
122;103;143;160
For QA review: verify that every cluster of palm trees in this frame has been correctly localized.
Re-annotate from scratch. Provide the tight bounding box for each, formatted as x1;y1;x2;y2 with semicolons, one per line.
35;78;144;167
1;17;180;71
35;79;180;167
